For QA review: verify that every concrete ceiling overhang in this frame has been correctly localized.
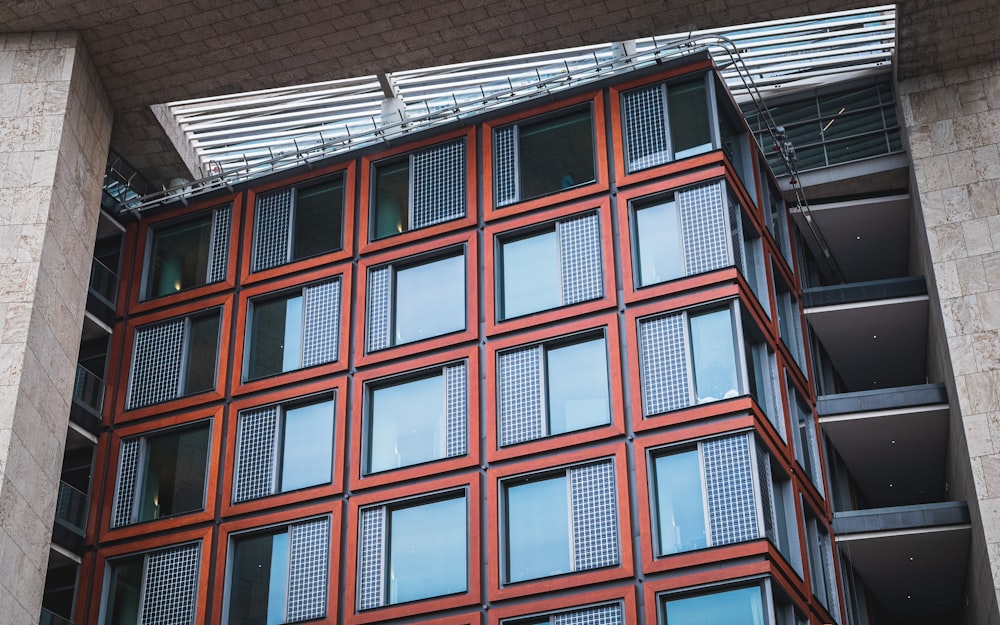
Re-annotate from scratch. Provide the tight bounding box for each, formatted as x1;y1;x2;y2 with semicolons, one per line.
2;0;998;185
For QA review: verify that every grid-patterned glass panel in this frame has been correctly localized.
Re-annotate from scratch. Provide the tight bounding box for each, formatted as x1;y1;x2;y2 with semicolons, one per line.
703;434;759;546
412;141;465;228
558;212;603;306
302;279;340;368
138;543;201;625
727;192;745;275
494;125;518;206
444;363;468;458
357;507;385;610
251;188;292;272
233;406;278;503
127;318;185;410
679;183;729;275
111;438;141;528
366;266;392;353
756;443;777;544
570;460;619;572
498;345;544;446
639;314;690;415
622;84;669;173
287;518;330;622
553;603;624;625
208;205;231;284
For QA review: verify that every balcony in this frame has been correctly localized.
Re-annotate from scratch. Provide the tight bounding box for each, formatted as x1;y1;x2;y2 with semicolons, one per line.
51;481;88;554
86;257;118;324
69;365;103;435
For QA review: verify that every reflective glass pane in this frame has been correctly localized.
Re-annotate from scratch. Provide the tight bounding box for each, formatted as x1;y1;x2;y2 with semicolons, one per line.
373;159;410;239
388;497;467;604
293;178;343;260
146;216;212;299
367;373;445;474
280;399;334;491
137;425;209;522
653;450;707;554
634;199;683;286
689;309;739;403
668;79;712;159
664;586;763;625
247;294;303;380
228;531;289;625
501;230;561;319
546;338;611;435
506;475;571;582
394;254;465;344
184;312;221;394
518;108;595;200
107;556;143;625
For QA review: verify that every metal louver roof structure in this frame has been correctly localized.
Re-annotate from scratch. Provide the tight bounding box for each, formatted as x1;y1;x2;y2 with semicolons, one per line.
132;4;894;211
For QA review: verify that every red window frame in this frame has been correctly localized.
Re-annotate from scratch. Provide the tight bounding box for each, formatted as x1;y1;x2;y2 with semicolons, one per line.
240;160;356;285
354;230;479;367
484;313;625;462
231;262;352;396
344;472;482;624
486;443;634;602
350;345;480;491
124;193;242;316
221;376;348;517
113;293;233;423
484;198;616;336
359;127;478;254
483;91;608;219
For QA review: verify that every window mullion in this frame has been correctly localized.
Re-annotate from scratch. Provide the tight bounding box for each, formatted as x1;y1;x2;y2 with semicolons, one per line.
271;408;284;494
563;470;576;572
285;189;297;263
697;442;712;548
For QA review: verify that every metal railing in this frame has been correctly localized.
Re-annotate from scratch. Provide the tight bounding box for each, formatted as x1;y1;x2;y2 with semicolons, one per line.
118;5;894;213
72;365;104;417
39;609;73;625
54;481;89;537
88;258;118;308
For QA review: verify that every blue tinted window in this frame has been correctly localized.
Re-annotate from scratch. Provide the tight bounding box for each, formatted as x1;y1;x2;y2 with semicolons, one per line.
388;496;467;603
395;254;465;344
546;338;611;435
664;586;763;625
689;308;739;403
367;373;445;474
634;198;683;286
653;449;706;555
501;229;561;319
280;399;334;492
506;475;571;582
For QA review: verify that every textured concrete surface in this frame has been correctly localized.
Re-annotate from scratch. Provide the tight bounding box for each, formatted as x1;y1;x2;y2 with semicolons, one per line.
901;59;1000;625
0;32;111;625
1;0;996;184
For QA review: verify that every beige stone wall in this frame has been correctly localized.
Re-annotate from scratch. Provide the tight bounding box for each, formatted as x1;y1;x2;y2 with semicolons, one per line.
0;32;111;624
899;61;1000;624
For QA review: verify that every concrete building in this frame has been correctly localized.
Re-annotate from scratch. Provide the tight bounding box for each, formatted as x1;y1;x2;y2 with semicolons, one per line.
2;2;1000;625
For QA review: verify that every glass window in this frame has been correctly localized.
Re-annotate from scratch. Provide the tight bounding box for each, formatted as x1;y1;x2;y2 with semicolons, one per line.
789;379;824;496
497;211;603;320
233;394;336;503
226;517;330;625
804;510;840;621
372;139;466;240
774;268;805;370
111;423;210;528
245;279;341;381
143;205;230;300
661;586;764;625
494;107;595;207
497;333;611;447
638;304;745;417
126;309;222;410
388;497;467;603
634;196;683;286
621;76;712;173
365;361;468;475
357;492;468;609
652;449;706;555
689;308;739;404
251;177;345;273
502;459;618;584
103;543;201;625
506;474;572;582
743;316;781;435
366;250;467;352
502;602;624;625
650;434;766;557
